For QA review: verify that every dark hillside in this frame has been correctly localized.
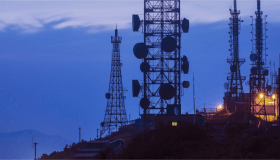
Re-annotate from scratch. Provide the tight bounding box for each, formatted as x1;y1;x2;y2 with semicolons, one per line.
95;122;280;159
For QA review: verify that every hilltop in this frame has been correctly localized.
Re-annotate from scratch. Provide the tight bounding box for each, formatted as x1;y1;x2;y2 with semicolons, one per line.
95;113;280;159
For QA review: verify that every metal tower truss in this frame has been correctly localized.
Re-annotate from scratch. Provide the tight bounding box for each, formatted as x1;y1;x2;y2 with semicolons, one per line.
101;28;128;136
132;0;190;123
226;0;246;99
249;0;270;116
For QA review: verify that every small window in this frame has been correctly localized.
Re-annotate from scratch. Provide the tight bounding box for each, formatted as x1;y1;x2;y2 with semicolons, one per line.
172;122;177;126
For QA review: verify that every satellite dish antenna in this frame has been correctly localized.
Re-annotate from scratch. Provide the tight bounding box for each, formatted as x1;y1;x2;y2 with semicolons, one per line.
140;97;150;109
174;106;179;115
251;67;257;75
250;53;257;61
264;69;269;76
132;80;141;97
182;18;189;33
182;55;188;62
105;93;110;99
140;62;150;73
161;36;177;52
100;122;104;127
159;83;175;100
132;15;141;31
133;43;148;59
182;61;189;74
230;65;237;72
182;81;190;88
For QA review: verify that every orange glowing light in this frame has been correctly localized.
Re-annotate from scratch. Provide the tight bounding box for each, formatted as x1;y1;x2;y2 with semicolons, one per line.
172;122;177;126
272;94;276;99
217;105;223;110
259;93;264;98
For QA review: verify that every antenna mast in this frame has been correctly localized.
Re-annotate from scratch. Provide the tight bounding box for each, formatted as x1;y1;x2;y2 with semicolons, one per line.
32;139;38;160
79;126;81;143
101;27;128;136
132;0;190;127
249;0;269;115
193;72;195;124
226;0;246;99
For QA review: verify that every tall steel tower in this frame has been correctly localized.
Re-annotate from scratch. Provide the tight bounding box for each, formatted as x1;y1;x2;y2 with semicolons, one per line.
249;0;269;115
249;0;268;93
100;27;128;136
226;0;246;99
132;0;190;125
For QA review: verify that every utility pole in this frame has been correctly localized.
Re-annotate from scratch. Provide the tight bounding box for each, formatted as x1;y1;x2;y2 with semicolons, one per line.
79;126;81;143
193;72;195;124
204;103;206;121
34;142;38;160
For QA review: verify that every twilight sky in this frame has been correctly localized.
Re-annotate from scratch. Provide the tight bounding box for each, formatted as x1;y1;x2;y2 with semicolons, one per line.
0;0;280;143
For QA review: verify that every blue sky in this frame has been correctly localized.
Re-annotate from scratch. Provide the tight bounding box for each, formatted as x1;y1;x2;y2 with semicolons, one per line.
0;0;280;142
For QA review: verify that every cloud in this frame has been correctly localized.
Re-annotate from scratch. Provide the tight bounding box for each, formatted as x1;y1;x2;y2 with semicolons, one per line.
0;0;279;33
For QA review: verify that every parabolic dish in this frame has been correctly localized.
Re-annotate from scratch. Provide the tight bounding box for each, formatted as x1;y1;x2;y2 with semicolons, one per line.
250;53;257;62
182;61;189;74
182;81;190;88
159;83;175;100
264;70;269;76
251;67;257;75
132;15;141;32
132;80;141;97
182;18;189;33
133;43;148;59
182;55;188;62
140;97;150;109
105;93;110;99
174;106;179;115
161;36;177;52
140;62;150;73
230;65;237;72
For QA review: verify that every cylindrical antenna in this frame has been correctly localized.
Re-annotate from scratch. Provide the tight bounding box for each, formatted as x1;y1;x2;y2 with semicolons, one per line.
257;0;261;12
234;0;237;12
115;24;118;37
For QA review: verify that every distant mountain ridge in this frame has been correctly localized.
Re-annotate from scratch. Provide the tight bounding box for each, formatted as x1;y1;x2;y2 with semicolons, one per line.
0;129;74;159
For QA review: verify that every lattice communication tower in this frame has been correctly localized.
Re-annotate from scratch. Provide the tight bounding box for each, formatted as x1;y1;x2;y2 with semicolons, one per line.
225;0;246;99
101;27;128;136
249;0;270;115
132;0;190;125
